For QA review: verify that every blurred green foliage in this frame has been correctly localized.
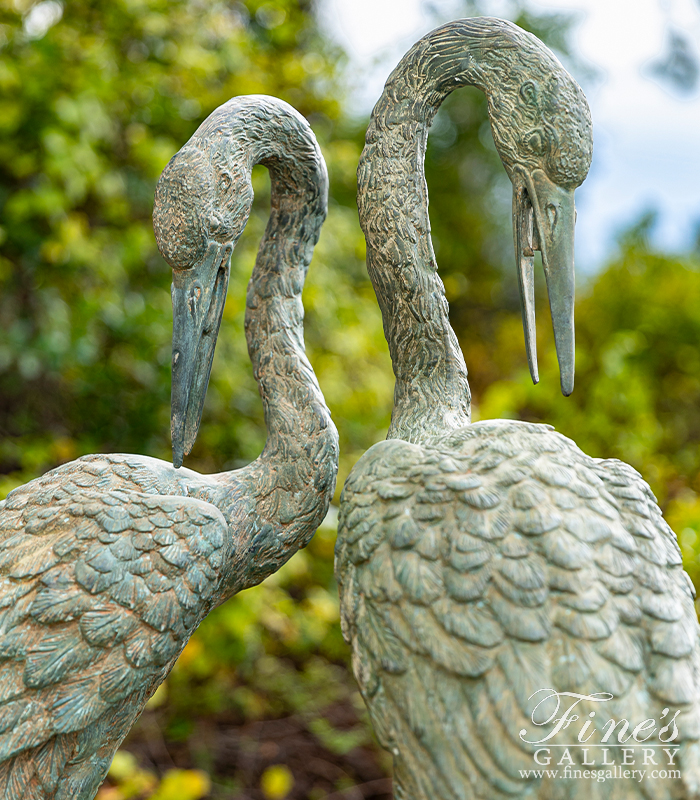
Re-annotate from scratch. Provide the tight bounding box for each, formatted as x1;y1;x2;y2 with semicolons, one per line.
2;0;700;798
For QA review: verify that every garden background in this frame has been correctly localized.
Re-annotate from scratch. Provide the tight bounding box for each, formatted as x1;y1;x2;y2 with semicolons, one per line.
1;0;699;797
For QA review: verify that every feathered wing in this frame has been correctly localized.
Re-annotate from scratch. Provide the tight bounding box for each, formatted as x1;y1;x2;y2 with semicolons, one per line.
0;461;229;800
336;421;700;800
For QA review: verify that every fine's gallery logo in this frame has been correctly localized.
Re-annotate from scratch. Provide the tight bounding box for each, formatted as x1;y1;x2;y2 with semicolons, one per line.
517;690;682;784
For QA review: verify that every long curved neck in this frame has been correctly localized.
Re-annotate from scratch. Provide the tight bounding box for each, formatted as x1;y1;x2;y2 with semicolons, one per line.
358;18;526;443
245;133;332;471
213;100;338;592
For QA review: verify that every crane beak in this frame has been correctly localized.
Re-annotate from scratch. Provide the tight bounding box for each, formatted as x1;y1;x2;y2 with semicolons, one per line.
513;167;576;396
171;241;231;467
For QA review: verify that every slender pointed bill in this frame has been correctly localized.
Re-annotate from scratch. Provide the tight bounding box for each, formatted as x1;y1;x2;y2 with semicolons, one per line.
513;184;539;385
513;168;577;397
171;241;231;467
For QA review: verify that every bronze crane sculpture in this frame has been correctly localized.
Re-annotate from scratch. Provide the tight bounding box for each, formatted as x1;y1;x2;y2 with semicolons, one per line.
336;18;700;800
0;95;338;799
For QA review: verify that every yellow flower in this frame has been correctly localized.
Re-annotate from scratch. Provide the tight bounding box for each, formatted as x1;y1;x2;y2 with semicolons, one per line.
149;769;211;800
260;764;294;800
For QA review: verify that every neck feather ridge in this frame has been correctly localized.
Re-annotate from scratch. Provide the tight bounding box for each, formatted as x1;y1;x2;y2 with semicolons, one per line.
211;98;338;592
358;17;544;442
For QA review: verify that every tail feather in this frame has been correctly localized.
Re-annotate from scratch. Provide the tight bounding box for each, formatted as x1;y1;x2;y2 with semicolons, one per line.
35;735;73;795
0;751;42;800
55;756;111;800
0;733;83;800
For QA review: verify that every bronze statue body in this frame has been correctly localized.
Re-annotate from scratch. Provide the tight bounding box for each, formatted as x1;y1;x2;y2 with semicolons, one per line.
336;18;700;800
0;95;338;799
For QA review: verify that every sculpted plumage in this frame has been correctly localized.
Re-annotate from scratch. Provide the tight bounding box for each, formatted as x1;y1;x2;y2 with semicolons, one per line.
335;18;700;799
0;95;338;799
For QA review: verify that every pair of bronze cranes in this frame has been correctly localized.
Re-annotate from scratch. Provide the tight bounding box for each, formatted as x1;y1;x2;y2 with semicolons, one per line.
0;16;698;800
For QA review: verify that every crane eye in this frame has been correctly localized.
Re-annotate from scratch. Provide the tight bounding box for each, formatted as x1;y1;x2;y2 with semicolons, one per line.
546;203;558;229
520;81;538;105
525;130;545;156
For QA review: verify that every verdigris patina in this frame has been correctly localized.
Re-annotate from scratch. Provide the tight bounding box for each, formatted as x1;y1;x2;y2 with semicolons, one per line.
0;95;338;799
336;17;700;799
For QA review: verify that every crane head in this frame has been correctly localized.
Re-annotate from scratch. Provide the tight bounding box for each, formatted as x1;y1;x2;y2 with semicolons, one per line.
153;142;253;467
487;48;593;396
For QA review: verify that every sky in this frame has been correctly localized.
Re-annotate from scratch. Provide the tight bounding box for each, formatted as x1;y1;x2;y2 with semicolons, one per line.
321;0;700;271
